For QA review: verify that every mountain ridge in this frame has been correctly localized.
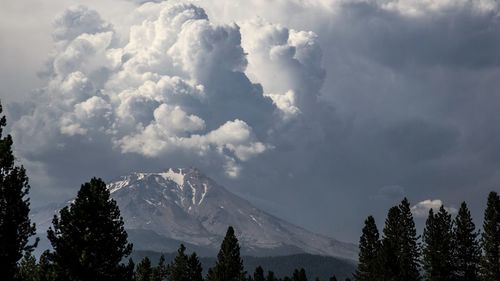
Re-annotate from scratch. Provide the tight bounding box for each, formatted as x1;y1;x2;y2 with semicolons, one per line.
31;168;357;260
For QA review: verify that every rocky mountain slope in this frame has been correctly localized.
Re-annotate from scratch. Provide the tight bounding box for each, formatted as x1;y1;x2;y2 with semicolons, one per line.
32;168;357;260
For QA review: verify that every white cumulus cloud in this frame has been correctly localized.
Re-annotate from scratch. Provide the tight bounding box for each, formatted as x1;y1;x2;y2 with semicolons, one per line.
411;199;458;218
12;2;324;178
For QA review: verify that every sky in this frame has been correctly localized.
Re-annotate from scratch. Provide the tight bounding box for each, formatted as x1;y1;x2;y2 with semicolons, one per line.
1;0;500;243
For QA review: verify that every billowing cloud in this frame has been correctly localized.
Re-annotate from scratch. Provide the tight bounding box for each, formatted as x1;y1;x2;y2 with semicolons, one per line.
3;0;500;241
10;2;316;181
411;199;458;218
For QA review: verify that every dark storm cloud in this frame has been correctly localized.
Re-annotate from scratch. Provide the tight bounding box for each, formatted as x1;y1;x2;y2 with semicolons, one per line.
382;119;460;162
2;0;500;241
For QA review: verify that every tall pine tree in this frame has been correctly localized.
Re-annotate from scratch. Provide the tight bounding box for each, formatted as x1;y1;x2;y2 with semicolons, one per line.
167;244;190;281
380;206;402;281
207;226;246;281
253;266;265;281
135;257;153;281
188;252;204;281
151;255;168;281
47;178;133;281
423;206;454;281
398;198;421;281
480;191;500;281
453;202;480;281
354;216;381;281
0;101;38;281
379;199;421;281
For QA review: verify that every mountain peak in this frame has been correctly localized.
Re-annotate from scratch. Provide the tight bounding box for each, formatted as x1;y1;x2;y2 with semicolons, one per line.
159;168;186;187
34;168;357;260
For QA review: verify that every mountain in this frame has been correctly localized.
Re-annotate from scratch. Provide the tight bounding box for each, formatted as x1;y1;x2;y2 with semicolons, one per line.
31;168;357;260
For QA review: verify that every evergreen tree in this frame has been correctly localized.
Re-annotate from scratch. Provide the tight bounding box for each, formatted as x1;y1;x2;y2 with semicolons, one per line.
188;252;204;281
354;216;381;281
266;271;276;281
480;191;500;281
207;226;246;281
135;257;153;281
292;268;307;281
254;266;265;281
398;198;421;281
0;101;38;281
168;244;190;281
17;253;39;281
423;206;454;281
379;199;421;281
151;255;168;281
379;206;402;281
47;177;133;281
329;275;338;281
453;202;480;281
38;250;57;281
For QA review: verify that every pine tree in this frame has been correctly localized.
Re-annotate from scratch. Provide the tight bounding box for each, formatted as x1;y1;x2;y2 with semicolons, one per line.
0;101;38;281
168;244;190;281
266;271;276;281
379;199;421;281
423;206;454;281
17;253;39;281
207;226;246;281
329;275;338;281
398;198;421;281
135;257;153;281
453;202;480;281
254;266;265;281
47;177;133;281
480;191;500;281
354;216;381;281
292;268;307;281
379;206;402;281
151;255;168;281
423;208;438;279
38;250;57;281
188;252;204;281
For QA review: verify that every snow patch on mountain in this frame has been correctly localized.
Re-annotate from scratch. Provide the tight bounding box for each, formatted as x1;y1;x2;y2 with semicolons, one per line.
161;168;185;188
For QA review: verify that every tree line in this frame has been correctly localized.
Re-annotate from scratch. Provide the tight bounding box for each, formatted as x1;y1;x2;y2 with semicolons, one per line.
355;194;500;281
0;101;347;281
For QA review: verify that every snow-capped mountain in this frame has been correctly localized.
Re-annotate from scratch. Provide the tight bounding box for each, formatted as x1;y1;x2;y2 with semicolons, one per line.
32;168;357;260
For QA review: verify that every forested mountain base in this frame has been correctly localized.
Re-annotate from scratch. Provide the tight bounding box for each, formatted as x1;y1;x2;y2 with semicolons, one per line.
131;251;356;281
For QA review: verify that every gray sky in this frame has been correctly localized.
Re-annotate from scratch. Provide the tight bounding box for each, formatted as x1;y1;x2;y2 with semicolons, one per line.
1;0;500;243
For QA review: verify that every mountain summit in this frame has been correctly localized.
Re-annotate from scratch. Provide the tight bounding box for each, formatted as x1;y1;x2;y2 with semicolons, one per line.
33;168;357;260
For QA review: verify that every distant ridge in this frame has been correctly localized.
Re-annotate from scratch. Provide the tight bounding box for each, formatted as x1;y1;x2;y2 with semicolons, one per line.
132;251;356;280
31;168;357;260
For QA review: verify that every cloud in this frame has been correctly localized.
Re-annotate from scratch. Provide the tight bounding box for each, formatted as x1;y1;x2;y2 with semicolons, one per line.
9;2;300;180
411;199;458;218
4;0;500;241
240;19;325;114
52;5;112;43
